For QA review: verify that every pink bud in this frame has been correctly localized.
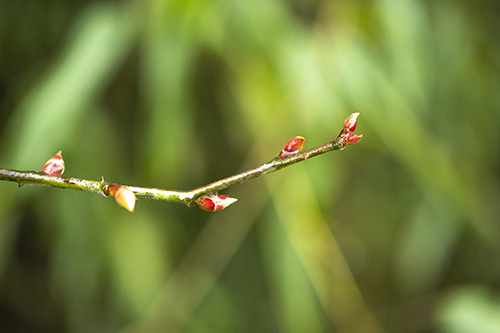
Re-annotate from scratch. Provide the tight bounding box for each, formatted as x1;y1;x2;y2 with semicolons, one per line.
41;151;65;176
277;136;306;159
343;113;359;133
109;184;137;212
197;194;238;212
346;134;363;144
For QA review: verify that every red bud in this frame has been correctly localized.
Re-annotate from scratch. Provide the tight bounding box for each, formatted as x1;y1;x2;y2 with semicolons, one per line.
277;136;306;159
338;113;362;145
346;134;363;144
197;194;238;212
41;151;65;176
343;113;359;133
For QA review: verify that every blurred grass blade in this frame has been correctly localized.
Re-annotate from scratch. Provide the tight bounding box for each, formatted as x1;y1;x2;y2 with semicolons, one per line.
0;3;137;169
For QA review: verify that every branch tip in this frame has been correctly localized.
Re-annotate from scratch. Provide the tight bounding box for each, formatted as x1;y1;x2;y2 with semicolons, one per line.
343;113;360;133
339;113;363;146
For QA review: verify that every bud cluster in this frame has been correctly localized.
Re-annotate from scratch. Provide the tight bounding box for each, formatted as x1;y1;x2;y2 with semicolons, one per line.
339;113;363;145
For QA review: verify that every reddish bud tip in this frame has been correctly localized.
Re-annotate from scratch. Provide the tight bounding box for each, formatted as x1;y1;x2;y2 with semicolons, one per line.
109;184;137;212
41;151;65;176
343;113;359;133
277;136;306;159
197;194;238;212
346;134;363;144
198;197;216;211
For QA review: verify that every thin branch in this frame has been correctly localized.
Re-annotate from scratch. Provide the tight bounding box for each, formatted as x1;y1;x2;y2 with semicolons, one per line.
0;113;362;211
189;139;344;199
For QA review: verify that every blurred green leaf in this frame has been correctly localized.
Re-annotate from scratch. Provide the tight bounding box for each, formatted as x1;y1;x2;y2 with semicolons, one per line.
437;286;500;333
1;2;136;169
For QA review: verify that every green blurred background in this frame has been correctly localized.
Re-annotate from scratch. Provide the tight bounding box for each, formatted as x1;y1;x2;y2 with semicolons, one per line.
1;0;500;332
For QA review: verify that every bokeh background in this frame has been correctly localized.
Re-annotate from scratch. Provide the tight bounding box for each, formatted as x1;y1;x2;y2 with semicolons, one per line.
1;0;500;332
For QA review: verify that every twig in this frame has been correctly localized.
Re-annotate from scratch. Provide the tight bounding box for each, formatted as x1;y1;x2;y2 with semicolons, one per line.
0;114;362;211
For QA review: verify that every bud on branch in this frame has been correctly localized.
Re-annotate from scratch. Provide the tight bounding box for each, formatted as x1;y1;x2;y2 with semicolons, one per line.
196;194;238;212
344;112;359;133
346;134;363;145
338;112;363;146
41;151;65;176
109;184;137;212
277;136;306;159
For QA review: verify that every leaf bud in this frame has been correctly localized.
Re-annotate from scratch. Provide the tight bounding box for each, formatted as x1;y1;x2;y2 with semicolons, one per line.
109;184;137;212
277;136;306;159
41;151;65;176
343;113;359;133
196;194;238;212
346;134;363;145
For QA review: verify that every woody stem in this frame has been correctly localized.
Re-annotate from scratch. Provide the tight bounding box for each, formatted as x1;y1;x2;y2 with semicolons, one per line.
0;113;361;210
0;138;347;207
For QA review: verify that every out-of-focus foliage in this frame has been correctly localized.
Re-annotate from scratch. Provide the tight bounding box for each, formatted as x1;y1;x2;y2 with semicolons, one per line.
1;0;500;332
